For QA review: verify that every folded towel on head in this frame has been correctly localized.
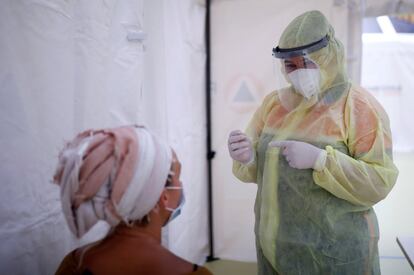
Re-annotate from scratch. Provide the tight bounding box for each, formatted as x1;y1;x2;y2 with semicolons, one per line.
54;125;172;238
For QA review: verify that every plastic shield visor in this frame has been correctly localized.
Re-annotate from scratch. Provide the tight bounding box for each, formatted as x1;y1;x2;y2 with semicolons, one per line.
272;35;329;59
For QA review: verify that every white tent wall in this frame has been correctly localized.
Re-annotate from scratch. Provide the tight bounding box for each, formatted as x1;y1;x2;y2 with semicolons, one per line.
211;0;414;265
149;0;209;264
364;0;414;16
142;0;209;265
347;0;414;84
361;35;414;153
0;0;208;274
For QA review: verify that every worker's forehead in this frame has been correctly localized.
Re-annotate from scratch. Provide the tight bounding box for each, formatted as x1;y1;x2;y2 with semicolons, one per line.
284;56;309;64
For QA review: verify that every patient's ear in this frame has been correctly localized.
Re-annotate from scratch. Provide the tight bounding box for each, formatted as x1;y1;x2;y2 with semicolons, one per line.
154;189;171;226
157;189;169;209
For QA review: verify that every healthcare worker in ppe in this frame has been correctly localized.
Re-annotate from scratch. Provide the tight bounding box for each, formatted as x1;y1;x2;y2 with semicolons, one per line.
228;10;398;275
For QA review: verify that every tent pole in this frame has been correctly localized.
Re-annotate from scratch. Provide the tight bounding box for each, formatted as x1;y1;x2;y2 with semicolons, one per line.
205;0;219;263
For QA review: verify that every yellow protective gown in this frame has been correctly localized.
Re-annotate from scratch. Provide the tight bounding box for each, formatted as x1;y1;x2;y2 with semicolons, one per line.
233;10;398;275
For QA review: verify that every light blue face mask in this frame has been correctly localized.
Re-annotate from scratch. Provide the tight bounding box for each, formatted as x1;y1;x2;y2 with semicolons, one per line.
165;186;185;224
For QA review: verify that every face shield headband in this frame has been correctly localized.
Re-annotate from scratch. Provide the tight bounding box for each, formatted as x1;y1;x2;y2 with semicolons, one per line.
272;35;329;59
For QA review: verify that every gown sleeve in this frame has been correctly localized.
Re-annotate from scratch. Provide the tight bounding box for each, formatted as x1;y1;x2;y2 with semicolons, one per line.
232;92;277;183
313;87;399;206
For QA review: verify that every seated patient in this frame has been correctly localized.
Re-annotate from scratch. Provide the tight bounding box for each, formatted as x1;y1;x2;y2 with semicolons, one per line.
54;125;211;275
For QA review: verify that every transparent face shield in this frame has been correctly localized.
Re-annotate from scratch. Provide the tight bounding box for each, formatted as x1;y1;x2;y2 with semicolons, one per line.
271;35;329;110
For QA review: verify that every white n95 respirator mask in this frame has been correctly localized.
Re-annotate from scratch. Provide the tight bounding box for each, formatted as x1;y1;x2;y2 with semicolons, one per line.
287;68;321;99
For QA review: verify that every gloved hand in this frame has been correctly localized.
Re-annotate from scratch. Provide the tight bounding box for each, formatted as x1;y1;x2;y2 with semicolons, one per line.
268;140;326;170
228;130;254;165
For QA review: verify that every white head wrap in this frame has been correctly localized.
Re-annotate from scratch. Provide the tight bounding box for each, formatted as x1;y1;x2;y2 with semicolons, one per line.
53;126;172;238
